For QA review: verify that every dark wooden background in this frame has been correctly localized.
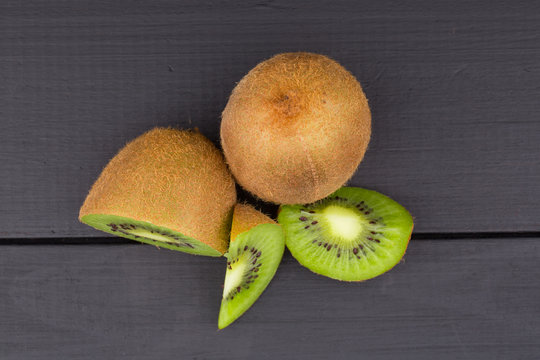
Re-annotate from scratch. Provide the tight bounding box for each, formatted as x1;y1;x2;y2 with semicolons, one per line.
1;1;539;359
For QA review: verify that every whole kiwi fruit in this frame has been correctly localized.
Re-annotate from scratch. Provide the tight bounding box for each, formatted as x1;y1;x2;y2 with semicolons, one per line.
79;127;236;256
221;52;371;204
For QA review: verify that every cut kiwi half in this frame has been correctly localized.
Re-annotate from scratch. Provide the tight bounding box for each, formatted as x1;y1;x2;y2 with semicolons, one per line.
278;187;413;281
218;204;285;329
79;128;236;256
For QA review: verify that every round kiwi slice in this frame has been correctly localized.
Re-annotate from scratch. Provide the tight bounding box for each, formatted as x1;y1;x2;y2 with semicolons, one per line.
218;204;285;329
79;128;236;256
278;187;413;281
221;52;371;204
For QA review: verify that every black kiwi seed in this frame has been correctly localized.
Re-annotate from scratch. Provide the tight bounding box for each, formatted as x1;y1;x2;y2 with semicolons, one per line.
299;216;308;221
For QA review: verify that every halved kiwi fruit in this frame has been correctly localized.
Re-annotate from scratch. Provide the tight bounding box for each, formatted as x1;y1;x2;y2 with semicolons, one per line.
79;128;237;256
278;187;413;281
221;52;371;204
218;204;285;329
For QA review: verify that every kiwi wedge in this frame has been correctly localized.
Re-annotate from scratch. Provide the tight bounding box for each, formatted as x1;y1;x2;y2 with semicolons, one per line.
278;187;413;281
218;204;285;329
79;128;236;256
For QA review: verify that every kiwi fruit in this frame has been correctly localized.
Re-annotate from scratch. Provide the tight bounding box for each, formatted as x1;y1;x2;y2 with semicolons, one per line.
221;52;371;204
218;204;285;329
79;128;236;256
278;187;413;281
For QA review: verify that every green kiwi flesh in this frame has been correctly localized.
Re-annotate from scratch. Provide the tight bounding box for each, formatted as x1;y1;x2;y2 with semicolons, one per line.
218;223;285;329
278;187;413;281
82;214;222;257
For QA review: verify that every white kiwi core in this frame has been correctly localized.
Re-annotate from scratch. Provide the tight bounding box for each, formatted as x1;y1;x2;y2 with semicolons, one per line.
223;256;248;297
322;205;363;241
128;228;178;244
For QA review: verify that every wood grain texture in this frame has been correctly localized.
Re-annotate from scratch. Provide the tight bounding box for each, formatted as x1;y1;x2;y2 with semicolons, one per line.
1;0;540;238
1;238;539;359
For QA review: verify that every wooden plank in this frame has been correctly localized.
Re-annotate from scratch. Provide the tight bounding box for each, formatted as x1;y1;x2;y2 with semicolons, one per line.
0;238;539;359
1;0;540;237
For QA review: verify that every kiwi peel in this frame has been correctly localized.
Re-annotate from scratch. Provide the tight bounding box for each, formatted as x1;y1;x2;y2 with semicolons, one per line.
221;52;371;204
218;204;285;329
79;128;236;256
229;203;275;241
278;187;413;281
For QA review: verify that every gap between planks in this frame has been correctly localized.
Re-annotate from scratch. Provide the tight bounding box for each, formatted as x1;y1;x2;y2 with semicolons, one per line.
0;232;539;245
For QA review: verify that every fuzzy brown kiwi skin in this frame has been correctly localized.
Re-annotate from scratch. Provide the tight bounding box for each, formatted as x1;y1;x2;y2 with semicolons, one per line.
79;127;237;254
229;203;275;242
221;52;371;205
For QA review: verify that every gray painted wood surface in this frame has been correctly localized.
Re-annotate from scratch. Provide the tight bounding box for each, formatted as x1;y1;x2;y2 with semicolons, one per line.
1;1;539;359
1;238;539;360
1;0;540;238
